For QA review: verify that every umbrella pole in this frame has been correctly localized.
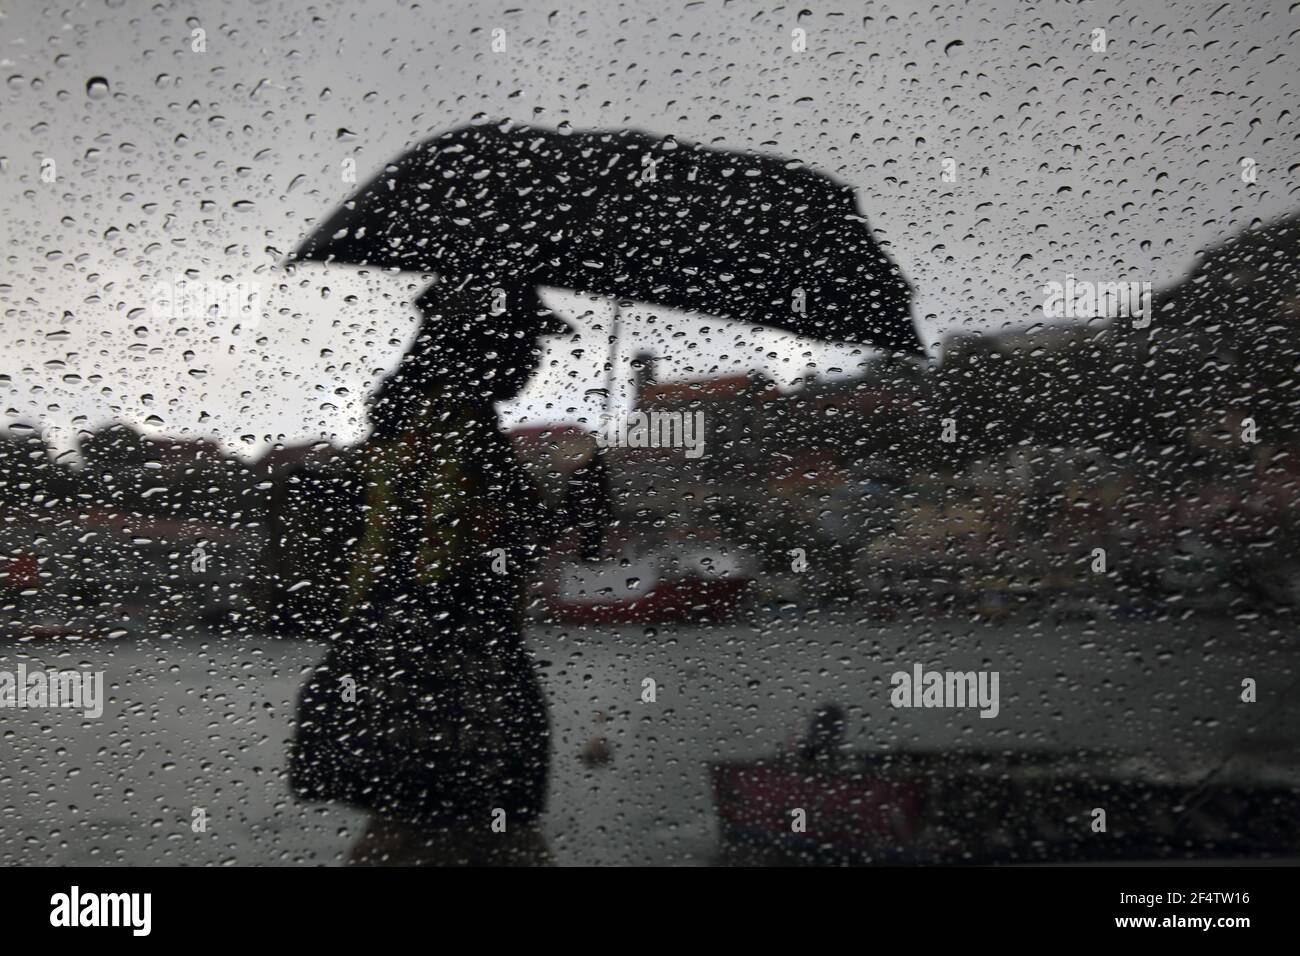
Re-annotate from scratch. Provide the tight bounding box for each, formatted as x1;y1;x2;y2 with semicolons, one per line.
603;301;621;424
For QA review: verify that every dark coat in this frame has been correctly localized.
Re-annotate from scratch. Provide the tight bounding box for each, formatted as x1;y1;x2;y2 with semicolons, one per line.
286;407;556;826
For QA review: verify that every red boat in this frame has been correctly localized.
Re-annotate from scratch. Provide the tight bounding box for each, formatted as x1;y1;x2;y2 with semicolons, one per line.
544;544;753;624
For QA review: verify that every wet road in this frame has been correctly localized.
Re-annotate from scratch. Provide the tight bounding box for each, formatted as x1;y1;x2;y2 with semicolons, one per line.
2;611;1298;865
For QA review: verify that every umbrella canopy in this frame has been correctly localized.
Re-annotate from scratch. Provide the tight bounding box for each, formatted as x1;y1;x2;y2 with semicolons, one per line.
292;120;920;354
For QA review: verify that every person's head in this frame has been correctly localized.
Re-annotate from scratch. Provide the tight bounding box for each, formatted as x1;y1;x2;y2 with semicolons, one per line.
367;282;569;437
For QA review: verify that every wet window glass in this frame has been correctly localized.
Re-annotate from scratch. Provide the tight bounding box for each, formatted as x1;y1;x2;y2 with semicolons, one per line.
2;0;1299;868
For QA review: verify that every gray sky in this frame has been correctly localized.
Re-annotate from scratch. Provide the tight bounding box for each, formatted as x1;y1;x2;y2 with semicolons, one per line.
2;0;1297;457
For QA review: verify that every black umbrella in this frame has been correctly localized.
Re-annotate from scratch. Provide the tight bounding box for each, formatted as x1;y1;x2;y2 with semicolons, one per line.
291;120;919;355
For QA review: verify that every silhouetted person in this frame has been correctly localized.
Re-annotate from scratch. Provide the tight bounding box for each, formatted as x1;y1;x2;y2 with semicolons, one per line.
798;703;847;764
288;285;603;865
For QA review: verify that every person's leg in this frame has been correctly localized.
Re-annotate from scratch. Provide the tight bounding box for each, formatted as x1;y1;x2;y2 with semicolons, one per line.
346;815;424;866
347;815;552;866
485;821;552;866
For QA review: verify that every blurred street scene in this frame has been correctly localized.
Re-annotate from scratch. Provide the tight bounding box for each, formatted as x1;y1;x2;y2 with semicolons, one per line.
5;214;1300;863
2;615;1298;866
7;213;1300;639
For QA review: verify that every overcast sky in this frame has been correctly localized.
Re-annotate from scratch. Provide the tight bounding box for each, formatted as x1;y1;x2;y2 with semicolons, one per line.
2;0;1297;457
